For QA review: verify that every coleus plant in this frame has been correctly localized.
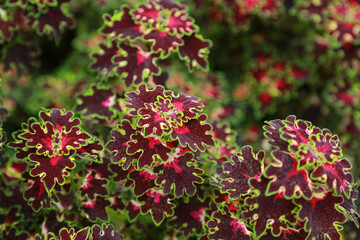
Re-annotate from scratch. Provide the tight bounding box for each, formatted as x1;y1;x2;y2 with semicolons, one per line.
2;83;359;239
90;0;211;86
1;0;360;239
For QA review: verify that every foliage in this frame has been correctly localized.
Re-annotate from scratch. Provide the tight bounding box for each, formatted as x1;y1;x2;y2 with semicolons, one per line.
1;0;360;239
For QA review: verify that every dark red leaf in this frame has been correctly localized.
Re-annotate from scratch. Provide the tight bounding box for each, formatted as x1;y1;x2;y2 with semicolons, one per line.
311;159;353;197
1;229;29;240
28;151;76;191
138;188;175;225
165;10;195;35
3;43;39;75
124;84;166;115
168;196;209;236
39;108;80;132
81;171;108;199
59;227;90;240
76;86;116;120
90;40;119;78
208;207;252;240
166;91;204;121
133;1;160;27
219;146;263;199
91;224;122;240
263;119;288;151
126;200;141;221
171;114;214;151
154;152;203;196
295;192;346;240
129;167;157;196
211;121;234;142
30;4;74;37
102;7;142;40
265;150;313;199
81;196;111;221
178;34;211;71
144;29;183;57
127;132;171;169
0;19;16;42
243;176;298;237
113;43;160;86
106;120;140;169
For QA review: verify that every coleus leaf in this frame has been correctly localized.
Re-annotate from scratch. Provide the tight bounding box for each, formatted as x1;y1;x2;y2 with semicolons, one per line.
168;196;210;236
39;108;80;132
154;152;203;196
144;29;183;57
43;209;71;237
29;2;74;37
263;119;289;151
295;192;346;240
9;118;37;159
211;121;234;142
59;227;90;240
138;188;175;225
208;207;252;240
1;229;29;240
3;43;39;75
219;146;264;199
76;139;103;160
297;131;342;168
171;114;214;151
91;224;122;240
101;7;142;40
113;43;160;87
132;1;159;27
166;91;204;121
137;98;182;137
87;157;113;179
127;132;171;169
259;228;309;240
164;9;196;35
23;172;55;210
242;176;298;238
128;167;156;196
81;170;108;199
76;86;116;120
311;158;353;197
90;40;119;78
0;19;16;42
178;33;211;71
81;196;111;221
124;84;166;116
278;115;322;152
106;119;140;169
265;150;313;199
339;186;360;227
20;121;91;157
28;150;76;192
126;200;141;221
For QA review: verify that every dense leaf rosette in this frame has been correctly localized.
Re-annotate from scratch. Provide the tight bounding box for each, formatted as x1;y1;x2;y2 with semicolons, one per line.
92;0;211;85
123;84;213;152
265;115;353;199
11;108;102;193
